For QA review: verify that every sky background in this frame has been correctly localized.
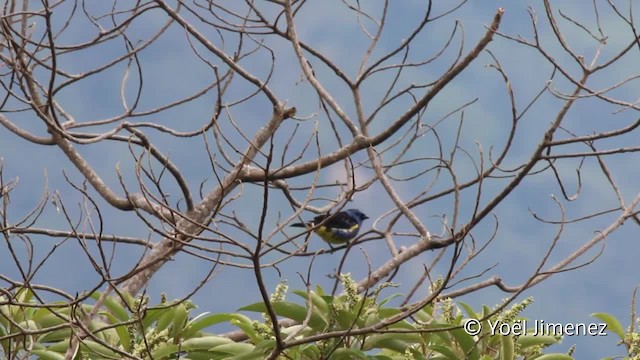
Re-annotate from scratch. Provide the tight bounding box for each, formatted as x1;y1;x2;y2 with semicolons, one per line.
2;0;640;358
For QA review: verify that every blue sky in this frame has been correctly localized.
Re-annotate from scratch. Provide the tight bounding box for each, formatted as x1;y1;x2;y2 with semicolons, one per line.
2;1;640;358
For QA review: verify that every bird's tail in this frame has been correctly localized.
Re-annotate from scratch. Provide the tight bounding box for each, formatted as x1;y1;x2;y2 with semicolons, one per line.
290;222;308;228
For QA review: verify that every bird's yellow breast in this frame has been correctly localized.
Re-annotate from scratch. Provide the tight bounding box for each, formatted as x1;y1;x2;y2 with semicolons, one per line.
314;224;359;244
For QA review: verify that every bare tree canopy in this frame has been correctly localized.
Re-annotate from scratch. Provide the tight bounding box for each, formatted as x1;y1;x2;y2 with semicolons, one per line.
2;0;640;358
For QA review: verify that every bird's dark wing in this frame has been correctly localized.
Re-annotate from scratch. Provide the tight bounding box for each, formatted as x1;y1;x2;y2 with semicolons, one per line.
314;211;358;229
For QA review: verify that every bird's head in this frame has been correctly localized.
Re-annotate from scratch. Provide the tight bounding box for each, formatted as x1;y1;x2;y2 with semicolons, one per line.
345;209;369;224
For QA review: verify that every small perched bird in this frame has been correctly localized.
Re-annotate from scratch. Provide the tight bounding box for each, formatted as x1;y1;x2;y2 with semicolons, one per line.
291;209;369;245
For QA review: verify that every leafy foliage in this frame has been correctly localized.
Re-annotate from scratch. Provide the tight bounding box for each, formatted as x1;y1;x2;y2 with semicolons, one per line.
0;283;609;360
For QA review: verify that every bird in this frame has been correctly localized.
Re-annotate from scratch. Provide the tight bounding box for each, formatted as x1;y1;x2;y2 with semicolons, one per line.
290;209;369;245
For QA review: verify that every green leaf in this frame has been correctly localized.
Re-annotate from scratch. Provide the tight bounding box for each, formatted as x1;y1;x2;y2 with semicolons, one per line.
33;308;71;329
39;328;72;343
363;313;381;328
405;347;428;360
186;336;235;349
336;312;357;329
150;335;232;359
210;342;255;356
16;287;34;304
329;347;368;360
362;333;415;353
227;313;262;343
413;308;433;323
87;320;117;343
182;312;234;339
101;312;131;352
226;349;270;360
591;313;625;339
500;335;514;360
292;290;330;315
458;302;478;320
516;335;559;348
47;340;119;358
450;328;480;360
428;344;460;359
90;291;129;322
18;319;38;332
155;305;178;333
452;313;464;326
170;303;189;339
183;351;226;360
295;343;321;358
33;304;93;329
429;323;454;345
141;307;166;329
378;293;403;307
378;307;402;319
0;304;10;329
253;339;277;353
0;325;9;355
239;301;326;331
30;349;65;360
388;320;417;332
482;306;492;318
120;292;136;310
533;354;574;360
